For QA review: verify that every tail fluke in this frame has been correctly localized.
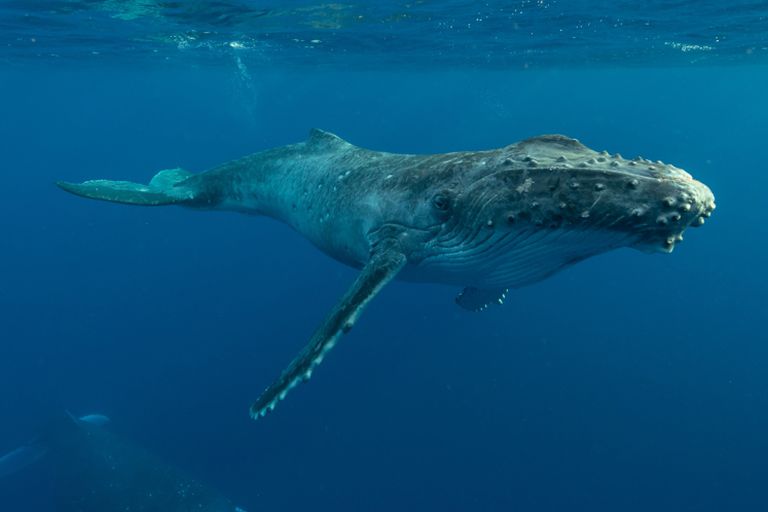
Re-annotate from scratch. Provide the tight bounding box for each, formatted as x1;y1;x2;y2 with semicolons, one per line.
0;444;47;479
57;168;197;206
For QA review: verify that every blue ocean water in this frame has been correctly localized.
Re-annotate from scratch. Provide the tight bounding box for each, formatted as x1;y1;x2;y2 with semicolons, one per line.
1;1;767;511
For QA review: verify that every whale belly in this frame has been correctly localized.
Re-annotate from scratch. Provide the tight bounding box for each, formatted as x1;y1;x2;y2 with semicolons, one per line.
406;227;634;289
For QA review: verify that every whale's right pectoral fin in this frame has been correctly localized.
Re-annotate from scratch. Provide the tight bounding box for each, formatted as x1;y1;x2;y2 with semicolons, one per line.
455;287;509;312
250;239;407;419
57;168;197;206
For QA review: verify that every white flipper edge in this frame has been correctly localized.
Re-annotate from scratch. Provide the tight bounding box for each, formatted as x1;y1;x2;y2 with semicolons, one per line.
250;239;406;419
455;287;509;312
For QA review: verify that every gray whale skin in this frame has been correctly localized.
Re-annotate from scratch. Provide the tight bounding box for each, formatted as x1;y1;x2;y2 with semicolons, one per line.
58;130;716;419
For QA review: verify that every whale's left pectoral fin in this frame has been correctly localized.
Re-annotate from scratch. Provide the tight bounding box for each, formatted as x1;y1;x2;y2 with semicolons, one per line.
455;287;509;312
249;240;407;419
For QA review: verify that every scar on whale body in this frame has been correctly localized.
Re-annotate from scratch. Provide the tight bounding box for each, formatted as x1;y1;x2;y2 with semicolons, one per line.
58;129;716;419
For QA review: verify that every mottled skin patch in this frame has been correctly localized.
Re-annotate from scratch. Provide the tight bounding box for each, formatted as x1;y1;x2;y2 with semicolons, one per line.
57;129;715;418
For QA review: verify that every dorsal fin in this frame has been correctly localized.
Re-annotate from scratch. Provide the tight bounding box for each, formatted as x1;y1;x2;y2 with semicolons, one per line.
306;128;351;149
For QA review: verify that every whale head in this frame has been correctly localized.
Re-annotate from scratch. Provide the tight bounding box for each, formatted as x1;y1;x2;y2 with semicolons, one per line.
408;135;715;288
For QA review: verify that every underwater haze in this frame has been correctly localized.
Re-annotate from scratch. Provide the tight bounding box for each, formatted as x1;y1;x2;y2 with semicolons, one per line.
1;1;767;511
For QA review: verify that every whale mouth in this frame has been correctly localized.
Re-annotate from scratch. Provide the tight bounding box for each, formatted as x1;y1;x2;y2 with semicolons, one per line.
412;140;717;288
630;178;716;253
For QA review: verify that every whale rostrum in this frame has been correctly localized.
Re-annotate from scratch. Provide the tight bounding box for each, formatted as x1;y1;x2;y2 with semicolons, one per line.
58;129;716;419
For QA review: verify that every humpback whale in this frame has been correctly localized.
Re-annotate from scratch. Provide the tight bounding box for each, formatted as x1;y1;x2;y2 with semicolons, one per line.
0;413;247;511
58;130;716;419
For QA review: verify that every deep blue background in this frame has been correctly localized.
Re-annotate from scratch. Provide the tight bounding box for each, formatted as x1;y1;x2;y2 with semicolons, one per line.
1;63;767;511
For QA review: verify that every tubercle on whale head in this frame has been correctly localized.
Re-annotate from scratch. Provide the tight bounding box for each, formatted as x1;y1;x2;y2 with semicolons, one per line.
623;172;715;254
419;134;715;256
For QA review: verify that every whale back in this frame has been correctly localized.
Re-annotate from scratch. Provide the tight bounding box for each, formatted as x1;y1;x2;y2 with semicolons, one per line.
305;128;354;151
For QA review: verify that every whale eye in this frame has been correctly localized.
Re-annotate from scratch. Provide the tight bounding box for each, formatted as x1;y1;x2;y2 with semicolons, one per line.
432;193;451;211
